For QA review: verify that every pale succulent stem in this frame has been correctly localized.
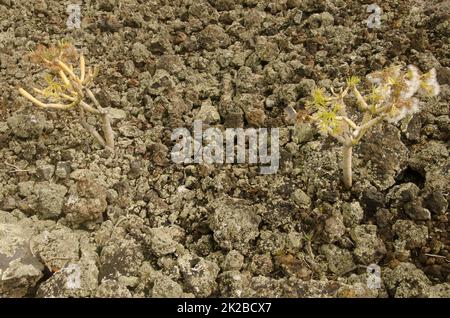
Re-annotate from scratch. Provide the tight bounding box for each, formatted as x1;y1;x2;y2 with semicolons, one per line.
20;85;113;151
79;108;106;148
85;89;102;110
101;113;115;150
352;87;369;111
342;143;353;189
85;88;114;150
80;54;85;82
19;88;74;110
56;60;78;83
359;115;384;131
336;116;358;129
80;101;101;114
58;70;72;88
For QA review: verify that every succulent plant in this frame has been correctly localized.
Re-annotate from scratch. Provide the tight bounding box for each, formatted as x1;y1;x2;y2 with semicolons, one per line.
18;41;115;151
286;64;440;188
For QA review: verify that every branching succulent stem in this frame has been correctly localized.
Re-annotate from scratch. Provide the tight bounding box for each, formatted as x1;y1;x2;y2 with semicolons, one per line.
18;43;115;152
342;143;352;189
291;64;439;189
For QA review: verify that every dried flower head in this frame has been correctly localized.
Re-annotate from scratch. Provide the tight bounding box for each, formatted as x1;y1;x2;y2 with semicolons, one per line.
401;65;421;99
419;68;440;97
29;40;78;70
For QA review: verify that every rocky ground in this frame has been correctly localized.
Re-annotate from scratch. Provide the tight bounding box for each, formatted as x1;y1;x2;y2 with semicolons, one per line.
0;0;449;298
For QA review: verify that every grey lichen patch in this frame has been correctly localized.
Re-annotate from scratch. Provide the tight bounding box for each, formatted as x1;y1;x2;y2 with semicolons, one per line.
255;37;279;62
147;227;180;257
131;42;150;64
221;250;244;271
257;230;287;255
321;244;355;275
36;182;67;219
382;262;433;298
297;141;341;198
423;190;448;215
16;181;67;219
208;196;262;254
198;24;230;50
292;122;315;144
195;99;221;124
36;163;55;181
291;188;311;209
409;140;450;194
358;125;409;191
249;253;273;276
392;220;429;249
243;276;376;298
323;211;346;243
99;237;144;281
95;279;132;298
350;225;386;265
342;201;364;228
218;270;251;297
151;275;184;298
409;140;449;175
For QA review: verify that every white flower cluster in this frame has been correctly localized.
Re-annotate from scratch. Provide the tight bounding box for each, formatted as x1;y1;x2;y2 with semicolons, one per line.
367;65;440;124
420;68;440;96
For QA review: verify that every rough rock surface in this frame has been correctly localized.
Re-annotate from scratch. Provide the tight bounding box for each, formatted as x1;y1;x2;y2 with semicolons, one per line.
0;222;44;297
209;196;262;254
0;0;448;298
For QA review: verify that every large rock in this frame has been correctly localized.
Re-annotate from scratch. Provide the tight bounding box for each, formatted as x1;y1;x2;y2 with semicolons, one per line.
99;237;144;281
37;182;67;219
208;196;261;253
0;222;44;297
64;178;107;226
36;259;98;298
7;113;46;139
350;225;386;265
30;225;80;272
383;262;450;298
358;125;409;190
393;220;428;249
178;253;219;297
